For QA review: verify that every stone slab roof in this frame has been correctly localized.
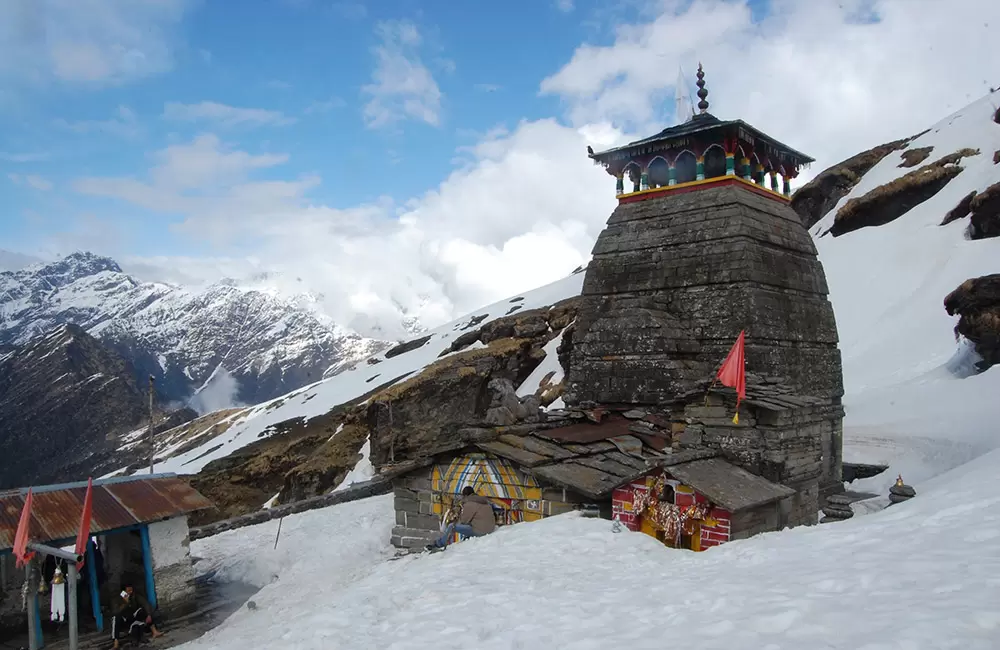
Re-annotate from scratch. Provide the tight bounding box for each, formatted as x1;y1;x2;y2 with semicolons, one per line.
467;413;717;500
666;458;796;512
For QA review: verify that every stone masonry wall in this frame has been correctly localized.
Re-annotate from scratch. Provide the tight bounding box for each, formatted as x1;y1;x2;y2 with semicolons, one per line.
148;517;196;615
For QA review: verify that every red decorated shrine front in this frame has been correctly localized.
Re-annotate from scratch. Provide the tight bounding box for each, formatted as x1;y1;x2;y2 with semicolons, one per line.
612;472;731;551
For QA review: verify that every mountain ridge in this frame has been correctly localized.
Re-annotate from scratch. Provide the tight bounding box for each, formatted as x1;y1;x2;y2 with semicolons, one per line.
0;251;389;407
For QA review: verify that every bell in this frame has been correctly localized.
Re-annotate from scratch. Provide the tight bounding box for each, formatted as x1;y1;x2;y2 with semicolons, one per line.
38;576;49;594
52;567;65;586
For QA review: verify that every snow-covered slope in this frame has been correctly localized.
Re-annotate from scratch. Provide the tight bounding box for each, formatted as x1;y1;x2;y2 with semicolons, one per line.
188;445;1000;649
0;252;387;407
809;91;1000;488
139;270;585;476
147;91;998;497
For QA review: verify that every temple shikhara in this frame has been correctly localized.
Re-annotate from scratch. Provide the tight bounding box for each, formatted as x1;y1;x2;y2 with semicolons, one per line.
384;65;847;554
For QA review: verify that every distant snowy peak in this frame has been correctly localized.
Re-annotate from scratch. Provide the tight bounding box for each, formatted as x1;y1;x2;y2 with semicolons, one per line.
0;252;390;406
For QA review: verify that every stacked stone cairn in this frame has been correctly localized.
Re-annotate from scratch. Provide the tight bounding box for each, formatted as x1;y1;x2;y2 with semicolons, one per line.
820;493;855;523
887;474;916;505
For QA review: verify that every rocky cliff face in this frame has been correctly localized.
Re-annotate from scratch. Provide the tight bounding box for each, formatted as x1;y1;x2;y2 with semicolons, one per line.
0;324;149;488
0;252;388;407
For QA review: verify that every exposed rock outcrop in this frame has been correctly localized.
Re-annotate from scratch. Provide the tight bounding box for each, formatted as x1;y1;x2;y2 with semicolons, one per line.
790;137;911;229
940;190;978;226
185;300;580;525
944;274;1000;371
828;149;979;237
898;146;933;168
969;181;1000;240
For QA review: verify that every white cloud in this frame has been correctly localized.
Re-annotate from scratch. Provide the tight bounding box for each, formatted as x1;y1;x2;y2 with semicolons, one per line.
163;101;296;127
74;120;620;338
474;83;501;93
66;0;1000;343
541;0;1000;167
0;0;189;86
555;0;575;12
332;1;367;20
73;133;306;219
0;151;49;163
54;104;140;138
362;20;443;129
304;97;347;114
8;173;53;191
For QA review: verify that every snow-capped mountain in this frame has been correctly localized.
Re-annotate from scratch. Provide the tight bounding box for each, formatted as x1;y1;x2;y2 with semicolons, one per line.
0;252;389;407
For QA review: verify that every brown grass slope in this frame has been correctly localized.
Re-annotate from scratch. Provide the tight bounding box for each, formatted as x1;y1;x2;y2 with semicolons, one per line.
790;137;912;229
828;148;980;237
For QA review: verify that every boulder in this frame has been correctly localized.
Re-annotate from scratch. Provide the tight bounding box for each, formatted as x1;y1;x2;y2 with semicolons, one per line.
944;274;1000;370
940;190;977;226
969;181;1000;240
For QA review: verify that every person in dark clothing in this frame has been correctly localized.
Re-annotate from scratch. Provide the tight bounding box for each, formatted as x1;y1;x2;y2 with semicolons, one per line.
427;486;497;550
111;584;164;648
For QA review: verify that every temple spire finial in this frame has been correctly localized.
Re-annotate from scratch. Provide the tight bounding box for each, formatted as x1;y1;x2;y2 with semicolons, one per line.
696;62;709;114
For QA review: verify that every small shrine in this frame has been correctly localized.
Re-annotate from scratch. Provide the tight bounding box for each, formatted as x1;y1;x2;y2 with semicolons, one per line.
588;64;813;200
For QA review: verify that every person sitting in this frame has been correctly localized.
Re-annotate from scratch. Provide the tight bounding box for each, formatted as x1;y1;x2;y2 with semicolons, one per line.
427;486;497;550
111;584;164;648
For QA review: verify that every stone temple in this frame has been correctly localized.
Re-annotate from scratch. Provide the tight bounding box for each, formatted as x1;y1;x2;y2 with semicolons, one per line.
382;67;847;554
564;65;846;526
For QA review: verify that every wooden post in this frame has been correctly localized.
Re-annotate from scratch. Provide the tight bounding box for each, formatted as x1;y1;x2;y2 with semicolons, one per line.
86;541;103;632
148;376;156;474
273;517;284;550
138;526;158;610
27;560;40;650
33;591;43;649
67;563;79;650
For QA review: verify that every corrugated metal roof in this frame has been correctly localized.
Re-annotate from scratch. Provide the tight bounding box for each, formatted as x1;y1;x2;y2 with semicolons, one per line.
0;474;213;552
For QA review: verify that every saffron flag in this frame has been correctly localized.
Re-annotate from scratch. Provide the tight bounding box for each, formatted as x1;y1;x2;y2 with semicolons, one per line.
716;330;747;424
74;477;94;569
13;488;35;568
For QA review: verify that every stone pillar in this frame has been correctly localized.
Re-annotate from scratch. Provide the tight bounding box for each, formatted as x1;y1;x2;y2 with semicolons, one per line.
770;171;779;192
783;176;792;196
725;153;735;176
668;165;677;186
696;157;705;181
741;158;751;181
615;174;624;196
640;168;649;191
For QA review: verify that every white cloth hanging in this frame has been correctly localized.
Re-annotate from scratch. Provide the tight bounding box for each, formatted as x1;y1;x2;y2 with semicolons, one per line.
49;566;66;623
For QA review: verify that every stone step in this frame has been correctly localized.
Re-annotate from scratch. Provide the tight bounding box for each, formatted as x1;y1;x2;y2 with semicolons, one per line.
390;526;439;549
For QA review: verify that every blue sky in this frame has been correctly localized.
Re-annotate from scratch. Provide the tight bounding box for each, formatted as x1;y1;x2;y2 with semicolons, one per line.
0;0;664;257
1;0;995;333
